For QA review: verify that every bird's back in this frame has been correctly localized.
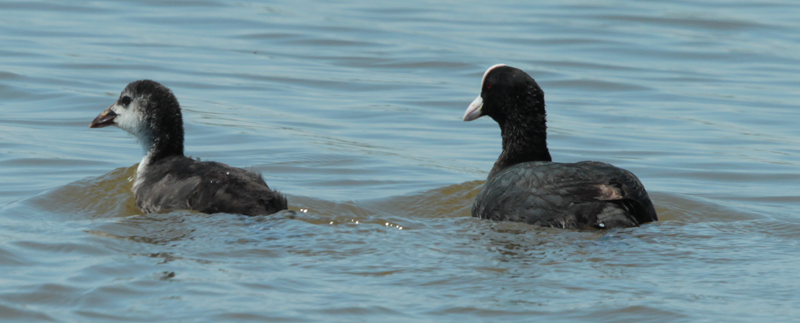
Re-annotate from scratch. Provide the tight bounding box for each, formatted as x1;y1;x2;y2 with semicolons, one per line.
472;161;657;229
134;156;288;216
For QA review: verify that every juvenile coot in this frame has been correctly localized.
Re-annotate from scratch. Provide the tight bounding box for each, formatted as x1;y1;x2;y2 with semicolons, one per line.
463;65;657;229
90;80;288;216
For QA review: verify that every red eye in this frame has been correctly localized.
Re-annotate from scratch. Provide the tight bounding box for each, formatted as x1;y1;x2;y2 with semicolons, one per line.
486;83;492;89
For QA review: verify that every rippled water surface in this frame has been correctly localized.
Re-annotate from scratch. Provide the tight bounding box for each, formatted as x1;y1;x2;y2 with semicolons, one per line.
1;0;799;321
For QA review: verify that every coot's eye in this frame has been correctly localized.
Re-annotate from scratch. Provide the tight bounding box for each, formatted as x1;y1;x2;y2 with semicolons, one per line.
486;83;492;89
120;96;132;106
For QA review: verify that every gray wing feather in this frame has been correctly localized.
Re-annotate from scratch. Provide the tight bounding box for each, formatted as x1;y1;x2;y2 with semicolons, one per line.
473;161;656;229
133;156;287;215
135;175;201;213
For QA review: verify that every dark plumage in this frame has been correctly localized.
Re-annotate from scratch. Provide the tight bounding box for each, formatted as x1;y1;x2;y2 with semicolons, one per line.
90;80;287;216
463;65;657;229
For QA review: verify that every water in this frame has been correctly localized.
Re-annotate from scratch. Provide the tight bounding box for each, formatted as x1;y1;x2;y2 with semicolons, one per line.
1;0;799;321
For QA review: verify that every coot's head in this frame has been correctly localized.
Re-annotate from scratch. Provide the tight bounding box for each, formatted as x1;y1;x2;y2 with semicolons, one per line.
463;65;552;170
463;64;545;124
90;80;184;158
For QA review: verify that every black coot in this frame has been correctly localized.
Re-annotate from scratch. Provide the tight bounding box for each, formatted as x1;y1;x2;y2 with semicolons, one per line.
463;65;657;228
90;80;288;216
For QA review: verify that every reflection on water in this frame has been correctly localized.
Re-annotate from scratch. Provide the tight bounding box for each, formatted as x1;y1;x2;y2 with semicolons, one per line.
28;166;141;219
0;0;799;321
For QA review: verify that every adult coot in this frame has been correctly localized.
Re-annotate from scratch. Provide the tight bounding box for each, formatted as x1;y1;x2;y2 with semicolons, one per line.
90;80;288;216
463;64;657;229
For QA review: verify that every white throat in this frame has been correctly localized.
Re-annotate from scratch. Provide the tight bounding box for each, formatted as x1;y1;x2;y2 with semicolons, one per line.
133;149;154;191
109;101;153;156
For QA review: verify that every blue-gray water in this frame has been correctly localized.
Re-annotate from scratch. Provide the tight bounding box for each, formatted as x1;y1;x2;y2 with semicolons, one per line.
1;0;799;321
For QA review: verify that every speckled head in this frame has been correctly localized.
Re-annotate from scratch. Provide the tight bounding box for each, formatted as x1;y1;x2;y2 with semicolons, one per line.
90;80;185;161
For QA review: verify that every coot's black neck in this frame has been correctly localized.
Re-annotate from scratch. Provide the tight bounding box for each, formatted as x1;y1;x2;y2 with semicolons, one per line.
146;132;184;165
142;103;185;165
489;99;551;178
